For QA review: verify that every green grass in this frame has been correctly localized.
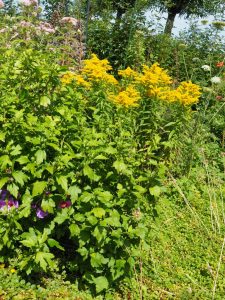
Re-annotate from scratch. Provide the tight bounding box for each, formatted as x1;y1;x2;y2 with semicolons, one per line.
0;174;225;300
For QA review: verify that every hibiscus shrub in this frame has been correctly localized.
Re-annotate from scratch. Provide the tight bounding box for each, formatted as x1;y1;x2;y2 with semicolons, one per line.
0;4;204;294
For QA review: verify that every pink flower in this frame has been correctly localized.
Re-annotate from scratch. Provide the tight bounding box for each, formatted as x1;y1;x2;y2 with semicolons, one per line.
19;20;33;27
36;22;55;34
20;0;38;7
0;0;4;9
61;17;79;27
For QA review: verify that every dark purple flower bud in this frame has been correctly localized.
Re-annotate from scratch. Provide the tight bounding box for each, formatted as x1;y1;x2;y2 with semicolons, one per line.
59;200;72;209
36;208;48;219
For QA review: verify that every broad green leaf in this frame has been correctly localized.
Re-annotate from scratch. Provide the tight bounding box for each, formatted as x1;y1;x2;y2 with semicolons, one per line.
56;176;68;192
113;160;128;174
0;132;6;142
48;238;64;251
16;156;29;164
35;150;46;165
0;177;8;189
93;276;109;293
10;145;22;156
69;223;80;237
83;165;100;182
92;207;106;218
0;155;12;170
32;181;47;197
40;96;51;107
7;183;19;198
68;185;81;202
41;199;55;213
149;186;161;197
12;171;28;186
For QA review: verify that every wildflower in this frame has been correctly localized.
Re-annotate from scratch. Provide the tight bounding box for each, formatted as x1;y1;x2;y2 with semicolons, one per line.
176;81;201;105
20;0;38;6
82;54;118;85
211;76;221;84
0;0;4;8
110;86;141;107
216;95;223;101
0;190;19;211
137;63;172;87
201;65;211;71
60;71;76;85
216;61;224;67
36;22;55;34
61;17;79;27
36;208;48;219
10;269;16;273
118;67;139;79
59;200;72;208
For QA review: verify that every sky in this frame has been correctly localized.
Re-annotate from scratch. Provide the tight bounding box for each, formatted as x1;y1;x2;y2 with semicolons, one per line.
145;10;222;36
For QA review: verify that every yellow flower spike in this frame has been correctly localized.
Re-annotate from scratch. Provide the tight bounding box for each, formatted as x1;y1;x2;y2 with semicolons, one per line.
137;63;172;87
82;54;117;85
118;67;139;79
110;86;141;107
176;81;201;105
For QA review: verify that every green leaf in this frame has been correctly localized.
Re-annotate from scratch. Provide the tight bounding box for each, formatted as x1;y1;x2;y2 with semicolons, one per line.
149;186;161;197
48;238;64;251
69;223;80;237
35;252;54;271
35;150;46;165
113;160;129;174
92;207;106;218
10;145;22;156
0;177;8;189
56;176;68;192
16;156;29;165
41;198;55;213
93;276;109;293
12;171;28;186
68;185;81;202
0;132;6;142
32;181;47;197
7;183;19;198
83;165;100;182
0;155;12;170
40;96;51;107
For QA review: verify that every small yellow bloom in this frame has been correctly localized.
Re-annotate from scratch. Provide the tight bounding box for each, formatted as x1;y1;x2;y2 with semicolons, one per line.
10;268;16;273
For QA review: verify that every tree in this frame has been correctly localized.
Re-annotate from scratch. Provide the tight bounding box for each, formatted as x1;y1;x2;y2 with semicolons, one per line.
149;0;223;35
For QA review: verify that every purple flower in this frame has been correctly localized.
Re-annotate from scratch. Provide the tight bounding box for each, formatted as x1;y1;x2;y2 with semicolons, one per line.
36;208;48;219
0;200;6;211
8;200;19;209
0;189;7;200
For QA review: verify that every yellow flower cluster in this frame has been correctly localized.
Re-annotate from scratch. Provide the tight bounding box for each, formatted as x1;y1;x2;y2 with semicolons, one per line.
110;86;141;107
138;63;172;87
156;82;201;105
60;55;201;107
60;72;90;88
118;67;139;79
82;54;118;85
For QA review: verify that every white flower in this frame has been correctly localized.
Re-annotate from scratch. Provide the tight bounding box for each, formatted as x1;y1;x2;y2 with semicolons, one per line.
201;65;211;71
211;76;221;84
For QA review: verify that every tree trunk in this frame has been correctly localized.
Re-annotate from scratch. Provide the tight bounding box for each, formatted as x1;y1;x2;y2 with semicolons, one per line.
164;10;177;35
